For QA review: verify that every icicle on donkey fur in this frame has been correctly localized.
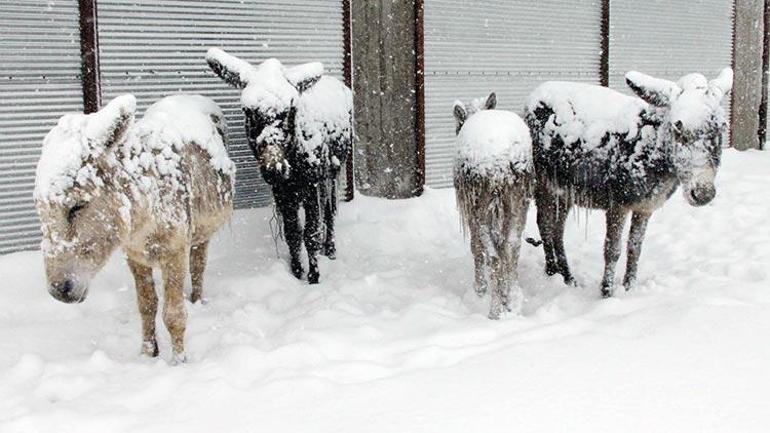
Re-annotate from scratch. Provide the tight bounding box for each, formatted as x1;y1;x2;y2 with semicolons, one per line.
453;93;533;319
525;68;733;297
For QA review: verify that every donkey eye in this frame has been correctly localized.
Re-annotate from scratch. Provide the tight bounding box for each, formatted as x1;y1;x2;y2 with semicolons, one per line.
67;203;86;224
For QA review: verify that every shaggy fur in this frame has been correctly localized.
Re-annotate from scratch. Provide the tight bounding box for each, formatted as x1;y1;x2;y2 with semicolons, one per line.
525;69;732;296
453;93;532;319
35;95;235;363
207;48;352;284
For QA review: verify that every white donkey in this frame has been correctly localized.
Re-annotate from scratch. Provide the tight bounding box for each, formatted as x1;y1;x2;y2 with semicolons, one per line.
35;94;235;362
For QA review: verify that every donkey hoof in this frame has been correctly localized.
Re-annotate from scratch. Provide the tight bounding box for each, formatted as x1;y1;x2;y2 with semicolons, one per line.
474;284;488;297
141;340;159;357
545;264;559;276
487;310;501;320
308;271;320;285
322;244;336;260
564;276;578;287
290;262;304;280
623;278;636;291
171;352;187;365
190;290;203;304
601;286;614;298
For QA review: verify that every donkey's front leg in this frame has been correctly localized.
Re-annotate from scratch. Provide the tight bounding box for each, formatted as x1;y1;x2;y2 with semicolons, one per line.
303;186;322;284
623;211;651;290
601;207;629;297
128;258;158;357
162;250;188;363
276;189;303;279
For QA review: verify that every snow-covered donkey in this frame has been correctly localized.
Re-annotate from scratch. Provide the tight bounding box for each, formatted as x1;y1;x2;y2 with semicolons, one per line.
453;93;532;319
525;68;733;297
206;48;352;284
35;94;236;362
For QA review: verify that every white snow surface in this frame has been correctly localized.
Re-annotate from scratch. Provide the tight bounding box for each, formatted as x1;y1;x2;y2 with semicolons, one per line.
4;150;770;432
456;109;532;176
527;81;648;146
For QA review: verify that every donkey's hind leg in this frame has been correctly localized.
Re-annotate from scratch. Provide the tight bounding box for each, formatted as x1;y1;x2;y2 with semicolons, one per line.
321;177;338;259
552;195;575;286
128;258;158;357
469;216;488;297
190;240;209;304
535;181;559;277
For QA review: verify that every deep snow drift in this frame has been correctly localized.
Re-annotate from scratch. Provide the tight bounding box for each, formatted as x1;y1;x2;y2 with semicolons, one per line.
1;150;769;433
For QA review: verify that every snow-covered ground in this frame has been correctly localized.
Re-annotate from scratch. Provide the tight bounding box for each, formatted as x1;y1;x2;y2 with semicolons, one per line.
1;150;768;433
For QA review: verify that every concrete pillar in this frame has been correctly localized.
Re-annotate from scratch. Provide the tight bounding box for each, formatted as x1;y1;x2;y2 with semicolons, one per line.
732;0;766;150
351;0;423;199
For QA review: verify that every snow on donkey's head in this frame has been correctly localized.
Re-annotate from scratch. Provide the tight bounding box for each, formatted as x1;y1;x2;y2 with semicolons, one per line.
206;47;323;180
34;95;136;304
626;68;733;206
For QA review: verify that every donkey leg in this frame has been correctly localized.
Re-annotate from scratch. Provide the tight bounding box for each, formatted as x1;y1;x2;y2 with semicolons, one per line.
161;251;188;363
128;258;158;357
535;183;559;276
552;197;575;286
189;240;209;304
304;186;323;284
322;177;338;259
278;191;303;279
469;216;489;296
601;207;629;297
623;211;651;290
488;254;504;320
505;197;530;313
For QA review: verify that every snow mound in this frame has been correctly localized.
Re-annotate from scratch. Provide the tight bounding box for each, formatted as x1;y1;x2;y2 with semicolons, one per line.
527;82;648;146
456;109;532;178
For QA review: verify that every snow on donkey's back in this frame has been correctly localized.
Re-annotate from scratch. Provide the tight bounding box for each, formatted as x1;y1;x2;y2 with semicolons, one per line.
33;93;235;364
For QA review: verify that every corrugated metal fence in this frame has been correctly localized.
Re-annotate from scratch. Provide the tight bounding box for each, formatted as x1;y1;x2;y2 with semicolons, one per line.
0;0;84;254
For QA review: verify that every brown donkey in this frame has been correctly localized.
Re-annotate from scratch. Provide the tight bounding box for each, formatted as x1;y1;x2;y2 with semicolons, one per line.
34;94;235;363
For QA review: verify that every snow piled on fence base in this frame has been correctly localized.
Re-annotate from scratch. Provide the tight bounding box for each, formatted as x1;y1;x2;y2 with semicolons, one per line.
1;151;769;433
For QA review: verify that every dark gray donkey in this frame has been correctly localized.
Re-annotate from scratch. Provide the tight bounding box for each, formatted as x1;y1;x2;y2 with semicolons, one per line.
525;68;733;297
206;48;352;284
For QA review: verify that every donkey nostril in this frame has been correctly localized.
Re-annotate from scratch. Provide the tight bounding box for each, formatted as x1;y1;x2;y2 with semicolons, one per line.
54;280;75;295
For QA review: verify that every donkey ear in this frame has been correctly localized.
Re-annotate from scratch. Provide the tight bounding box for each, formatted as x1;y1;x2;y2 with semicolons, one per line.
484;92;497;110
626;71;681;107
708;67;733;102
206;48;254;89
284;62;324;93
453;101;467;133
86;94;136;148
